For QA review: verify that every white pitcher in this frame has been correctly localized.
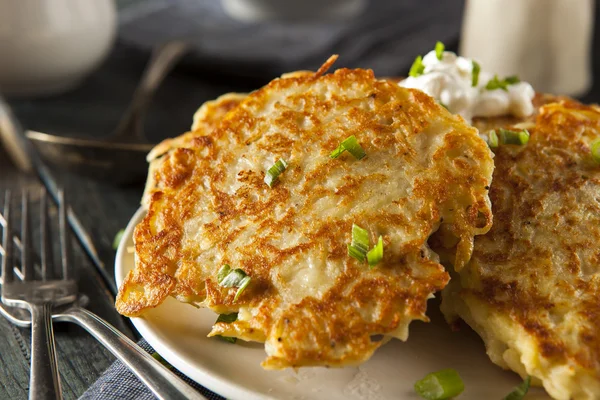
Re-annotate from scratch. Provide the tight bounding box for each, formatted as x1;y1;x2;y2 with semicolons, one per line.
461;0;594;96
0;0;117;97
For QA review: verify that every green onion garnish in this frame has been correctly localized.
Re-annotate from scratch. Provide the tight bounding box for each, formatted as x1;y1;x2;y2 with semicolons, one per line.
217;264;233;283
498;128;529;145
591;139;600;163
151;352;173;369
218;335;237;343
435;41;445;60
487;130;499;148
485;75;506;91
216;312;238;324
503;376;531;400
217;265;251;301
505;75;520;85
409;55;425;77
329;135;366;160
485;75;521;91
367;236;383;267
215;313;238;343
264;159;288;187
471;61;481;87
414;369;465;400
112;229;125;250
347;225;385;266
234;276;251;302
348;224;370;262
348;245;367;263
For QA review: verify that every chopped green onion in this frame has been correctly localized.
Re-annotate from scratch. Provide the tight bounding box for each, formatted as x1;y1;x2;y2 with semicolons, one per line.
348;223;369;262
591;139;600;163
348;244;366;262
217;265;251;301
503;376;531;400
498;128;529;145
505;75;520;85
409;55;425;77
219;268;247;287
264;159;288;187
348;225;385;266
367;236;383;267
215;313;238;343
485;75;507;91
351;224;370;253
216;313;238;324
330;146;345;159
435;41;445;60
487;130;499;148
234;276;251;302
414;369;465;400
471;61;481;87
151;352;173;369
518;129;530;145
112;229;125;250
485;75;521;91
329;136;366;160
591;140;600;163
439;102;449;110
219;336;237;344
217;264;232;283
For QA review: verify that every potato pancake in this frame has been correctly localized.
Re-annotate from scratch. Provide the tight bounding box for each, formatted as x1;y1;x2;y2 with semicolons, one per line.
438;98;600;399
117;60;494;369
143;93;247;206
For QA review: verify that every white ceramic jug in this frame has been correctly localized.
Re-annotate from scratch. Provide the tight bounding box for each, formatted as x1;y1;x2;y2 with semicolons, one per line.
0;0;117;97
461;0;594;96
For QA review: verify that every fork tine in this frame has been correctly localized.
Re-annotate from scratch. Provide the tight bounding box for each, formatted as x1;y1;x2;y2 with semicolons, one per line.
20;189;34;280
40;188;54;281
2;191;14;285
59;190;72;280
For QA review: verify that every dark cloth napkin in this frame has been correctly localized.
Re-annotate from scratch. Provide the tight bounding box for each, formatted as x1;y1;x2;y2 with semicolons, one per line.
118;0;465;79
79;339;223;400
81;1;465;398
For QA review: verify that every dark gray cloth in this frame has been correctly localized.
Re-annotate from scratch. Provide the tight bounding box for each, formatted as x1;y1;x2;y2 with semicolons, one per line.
79;339;224;400
118;0;465;79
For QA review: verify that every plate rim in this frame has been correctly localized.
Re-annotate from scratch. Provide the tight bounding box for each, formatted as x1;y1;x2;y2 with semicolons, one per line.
114;208;542;400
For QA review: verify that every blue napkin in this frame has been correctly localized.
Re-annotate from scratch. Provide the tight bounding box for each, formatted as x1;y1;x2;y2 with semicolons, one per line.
79;339;223;400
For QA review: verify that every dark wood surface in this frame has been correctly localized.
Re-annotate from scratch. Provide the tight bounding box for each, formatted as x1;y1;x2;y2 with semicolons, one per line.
0;144;135;399
2;11;600;398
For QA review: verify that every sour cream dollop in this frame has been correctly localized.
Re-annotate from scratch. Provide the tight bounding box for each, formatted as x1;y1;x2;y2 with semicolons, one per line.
399;50;535;122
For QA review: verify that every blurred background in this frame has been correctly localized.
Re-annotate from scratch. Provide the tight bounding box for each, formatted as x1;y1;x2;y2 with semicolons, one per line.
0;0;597;179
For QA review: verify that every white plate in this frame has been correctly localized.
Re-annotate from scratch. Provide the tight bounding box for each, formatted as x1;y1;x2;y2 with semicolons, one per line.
115;207;550;400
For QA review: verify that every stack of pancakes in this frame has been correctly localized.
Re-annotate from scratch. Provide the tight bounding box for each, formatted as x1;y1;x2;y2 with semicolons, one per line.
116;57;600;399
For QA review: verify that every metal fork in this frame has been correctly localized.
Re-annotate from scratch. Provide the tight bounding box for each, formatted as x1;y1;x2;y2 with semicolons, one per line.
0;190;206;400
2;189;77;399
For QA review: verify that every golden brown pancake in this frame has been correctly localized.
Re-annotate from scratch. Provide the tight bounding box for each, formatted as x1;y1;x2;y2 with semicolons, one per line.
143;93;247;207
437;97;600;399
117;59;494;369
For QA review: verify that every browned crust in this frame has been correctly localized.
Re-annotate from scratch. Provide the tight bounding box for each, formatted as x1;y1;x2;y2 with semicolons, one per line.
444;96;600;381
117;64;494;368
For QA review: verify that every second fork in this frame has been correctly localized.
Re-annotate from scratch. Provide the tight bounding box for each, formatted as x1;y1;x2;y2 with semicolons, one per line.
1;189;77;400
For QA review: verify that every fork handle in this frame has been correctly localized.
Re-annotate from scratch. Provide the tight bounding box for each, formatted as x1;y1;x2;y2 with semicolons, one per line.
29;302;62;400
58;307;206;400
